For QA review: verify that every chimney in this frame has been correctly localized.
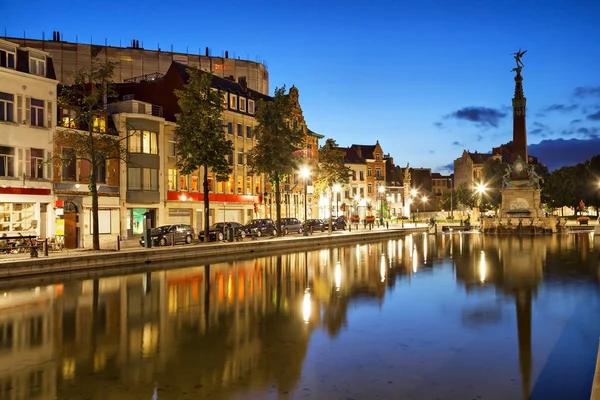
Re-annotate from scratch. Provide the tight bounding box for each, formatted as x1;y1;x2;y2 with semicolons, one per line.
238;76;247;91
205;47;209;56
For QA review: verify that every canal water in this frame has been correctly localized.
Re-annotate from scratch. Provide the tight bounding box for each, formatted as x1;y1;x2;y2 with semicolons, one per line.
0;233;599;399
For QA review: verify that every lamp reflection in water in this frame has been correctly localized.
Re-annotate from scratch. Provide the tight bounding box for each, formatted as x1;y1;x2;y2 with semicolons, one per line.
380;254;386;282
334;261;342;290
423;232;428;264
412;246;418;273
302;290;311;323
479;250;487;283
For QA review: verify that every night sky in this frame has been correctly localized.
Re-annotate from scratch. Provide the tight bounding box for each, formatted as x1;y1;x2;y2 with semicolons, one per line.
2;0;599;171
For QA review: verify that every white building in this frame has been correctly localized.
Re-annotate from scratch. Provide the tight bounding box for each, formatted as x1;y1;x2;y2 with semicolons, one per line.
0;39;57;239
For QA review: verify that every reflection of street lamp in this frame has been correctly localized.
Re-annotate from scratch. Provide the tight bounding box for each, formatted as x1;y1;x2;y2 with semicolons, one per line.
300;166;310;236
333;184;341;217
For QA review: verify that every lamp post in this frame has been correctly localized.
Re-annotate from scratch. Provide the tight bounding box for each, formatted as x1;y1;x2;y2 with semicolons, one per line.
378;185;385;225
301;167;310;236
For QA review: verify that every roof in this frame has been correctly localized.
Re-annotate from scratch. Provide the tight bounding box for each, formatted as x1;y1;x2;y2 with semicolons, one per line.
307;128;324;139
468;152;495;164
350;144;377;160
340;147;364;164
171;61;271;101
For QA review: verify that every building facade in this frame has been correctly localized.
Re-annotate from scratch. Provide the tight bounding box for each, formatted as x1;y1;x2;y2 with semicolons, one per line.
453;150;502;190
0;38;57;239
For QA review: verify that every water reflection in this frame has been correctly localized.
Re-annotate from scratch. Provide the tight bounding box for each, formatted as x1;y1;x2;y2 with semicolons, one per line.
0;233;597;399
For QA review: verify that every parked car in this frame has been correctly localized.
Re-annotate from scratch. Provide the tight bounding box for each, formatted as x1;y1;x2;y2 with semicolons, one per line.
139;224;195;247
278;217;304;235
198;222;246;242
303;219;326;233
324;216;347;231
244;218;277;237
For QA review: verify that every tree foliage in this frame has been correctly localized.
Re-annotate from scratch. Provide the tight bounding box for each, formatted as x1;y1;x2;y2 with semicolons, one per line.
56;59;123;250
246;86;305;236
315;138;351;231
174;67;233;242
481;158;505;210
454;182;476;210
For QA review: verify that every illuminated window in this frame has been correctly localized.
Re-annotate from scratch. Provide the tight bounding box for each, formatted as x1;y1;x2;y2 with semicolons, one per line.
167;169;177;191
191;175;199;191
239;97;246;112
61;108;76;128
237;176;243;194
230;94;237;110
179;174;188;191
222;93;228;108
246;177;251;194
93;115;106;133
248;100;255;114
128;130;141;152
0;202;35;232
142;131;157;154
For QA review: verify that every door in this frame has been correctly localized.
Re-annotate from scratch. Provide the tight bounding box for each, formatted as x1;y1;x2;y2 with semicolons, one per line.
64;213;77;249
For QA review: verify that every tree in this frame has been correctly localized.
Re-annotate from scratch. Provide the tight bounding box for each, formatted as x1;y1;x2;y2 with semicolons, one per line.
454;182;476;210
314;138;351;232
174;67;233;242
246;86;305;237
482;158;506;210
56;59;123;250
438;188;453;212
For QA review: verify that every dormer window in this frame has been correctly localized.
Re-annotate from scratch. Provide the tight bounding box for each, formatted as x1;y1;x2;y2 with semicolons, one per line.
29;52;46;76
248;100;255;114
230;94;237;110
375;153;381;161
0;43;16;69
221;92;228;108
239;97;246;112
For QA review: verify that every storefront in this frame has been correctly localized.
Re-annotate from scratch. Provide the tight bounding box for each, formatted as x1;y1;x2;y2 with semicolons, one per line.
0;187;54;238
126;207;157;238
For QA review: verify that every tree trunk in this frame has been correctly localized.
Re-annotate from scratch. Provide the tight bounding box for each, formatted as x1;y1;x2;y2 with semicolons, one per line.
275;174;282;237
203;165;210;243
91;163;100;250
328;186;333;233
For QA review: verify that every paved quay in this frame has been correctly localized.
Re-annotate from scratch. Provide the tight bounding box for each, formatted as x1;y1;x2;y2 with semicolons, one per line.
0;224;429;280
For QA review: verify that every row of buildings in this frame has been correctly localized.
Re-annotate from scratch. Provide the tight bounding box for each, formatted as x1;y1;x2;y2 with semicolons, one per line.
1;35;454;249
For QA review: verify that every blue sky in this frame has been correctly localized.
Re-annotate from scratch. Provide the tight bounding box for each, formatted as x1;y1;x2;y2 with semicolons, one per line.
2;0;600;172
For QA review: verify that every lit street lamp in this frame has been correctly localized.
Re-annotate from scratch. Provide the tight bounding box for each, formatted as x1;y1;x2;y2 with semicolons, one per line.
301;166;310;236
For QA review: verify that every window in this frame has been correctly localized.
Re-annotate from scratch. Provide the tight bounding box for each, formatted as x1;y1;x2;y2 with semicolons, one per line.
0;203;36;232
367;167;372;177
248;100;255;114
237;123;243;137
61;108;76;128
227;122;233;135
97;157;106;183
191;175;199;191
239;97;246;112
359;171;364;180
167;138;176;156
352;188;357;196
0;43;16;69
237;149;244;165
143;169;158;191
128;130;157;154
227;153;233;165
207;176;213;192
61;148;76;181
368;183;373;194
29;53;46;76
230;94;237;110
167;169;177;191
376;167;382;179
30;98;44;127
128;168;141;190
352;170;356;181
218;119;224;132
246;177;251;194
0;146;15;177
246;126;252;139
0;92;14;122
30;148;44;178
179;174;188;191
222;93;228;108
237;176;243;194
93;115;106;133
376;153;381;161
360;188;364;197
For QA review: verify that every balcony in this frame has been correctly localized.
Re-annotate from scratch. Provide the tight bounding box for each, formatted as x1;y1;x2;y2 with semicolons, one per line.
107;100;163;118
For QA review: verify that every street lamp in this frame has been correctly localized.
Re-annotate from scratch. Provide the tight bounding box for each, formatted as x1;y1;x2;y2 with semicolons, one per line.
476;183;486;223
301;166;310;236
378;185;385;225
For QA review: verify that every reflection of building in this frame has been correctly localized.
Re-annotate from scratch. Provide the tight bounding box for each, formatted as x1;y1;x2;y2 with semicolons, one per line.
0;38;57;238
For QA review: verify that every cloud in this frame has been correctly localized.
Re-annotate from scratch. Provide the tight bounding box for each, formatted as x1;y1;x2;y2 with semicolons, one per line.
586;110;600;121
445;107;507;128
452;141;463;146
436;163;454;173
429;150;435;154
529;138;600;171
575;127;599;139
541;104;578;113
571;119;582;125
530;128;547;137
573;86;600;98
433;122;444;129
476;134;483;142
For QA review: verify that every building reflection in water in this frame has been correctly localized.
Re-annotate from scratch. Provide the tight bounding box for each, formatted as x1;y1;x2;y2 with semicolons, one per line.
0;232;597;399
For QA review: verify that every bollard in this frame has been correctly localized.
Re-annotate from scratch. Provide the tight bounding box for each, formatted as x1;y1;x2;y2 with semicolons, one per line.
171;232;175;247
116;235;120;251
386;222;389;229
43;238;48;257
349;223;351;232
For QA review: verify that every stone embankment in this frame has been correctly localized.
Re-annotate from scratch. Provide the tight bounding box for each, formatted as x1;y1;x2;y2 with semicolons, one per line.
0;227;427;280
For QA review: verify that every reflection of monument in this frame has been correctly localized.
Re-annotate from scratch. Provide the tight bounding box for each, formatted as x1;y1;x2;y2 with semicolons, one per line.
484;51;556;233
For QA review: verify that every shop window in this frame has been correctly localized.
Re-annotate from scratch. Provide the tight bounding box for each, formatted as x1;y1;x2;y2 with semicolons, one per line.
0;202;36;232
